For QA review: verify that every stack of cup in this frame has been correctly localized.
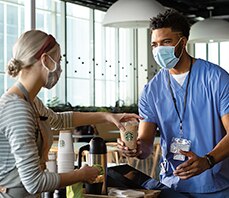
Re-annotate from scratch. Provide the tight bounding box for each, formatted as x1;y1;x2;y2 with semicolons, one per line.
46;151;57;173
43;152;57;198
57;130;75;173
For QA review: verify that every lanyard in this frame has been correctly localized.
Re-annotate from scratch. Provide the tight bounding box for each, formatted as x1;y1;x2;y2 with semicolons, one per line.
167;56;193;138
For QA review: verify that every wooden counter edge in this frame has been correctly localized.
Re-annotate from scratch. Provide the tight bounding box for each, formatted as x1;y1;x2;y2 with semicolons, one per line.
84;189;161;198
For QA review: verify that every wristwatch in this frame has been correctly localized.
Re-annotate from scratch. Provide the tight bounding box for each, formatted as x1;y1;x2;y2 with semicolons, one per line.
204;154;215;168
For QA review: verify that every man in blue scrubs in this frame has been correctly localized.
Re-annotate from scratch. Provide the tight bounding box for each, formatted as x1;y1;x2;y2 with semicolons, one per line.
118;9;229;197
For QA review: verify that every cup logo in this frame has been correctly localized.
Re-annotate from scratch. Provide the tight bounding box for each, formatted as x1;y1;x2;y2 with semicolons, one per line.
59;139;65;147
125;131;134;141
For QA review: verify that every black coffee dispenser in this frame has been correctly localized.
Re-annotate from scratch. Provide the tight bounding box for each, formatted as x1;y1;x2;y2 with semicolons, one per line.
78;137;107;195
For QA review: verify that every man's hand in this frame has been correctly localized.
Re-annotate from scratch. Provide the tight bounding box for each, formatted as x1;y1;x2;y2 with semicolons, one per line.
173;150;210;179
117;138;153;159
117;138;142;157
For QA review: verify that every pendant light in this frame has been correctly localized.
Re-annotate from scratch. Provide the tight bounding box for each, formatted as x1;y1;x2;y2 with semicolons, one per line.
103;0;165;28
189;7;229;43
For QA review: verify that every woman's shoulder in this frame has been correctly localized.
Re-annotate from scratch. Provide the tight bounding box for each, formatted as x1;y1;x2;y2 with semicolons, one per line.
0;93;31;114
1;92;27;105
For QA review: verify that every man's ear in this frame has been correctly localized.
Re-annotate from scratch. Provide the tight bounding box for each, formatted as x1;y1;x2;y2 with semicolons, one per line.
182;37;188;47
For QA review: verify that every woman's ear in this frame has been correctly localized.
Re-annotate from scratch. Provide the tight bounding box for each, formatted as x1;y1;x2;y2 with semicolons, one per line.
40;53;49;69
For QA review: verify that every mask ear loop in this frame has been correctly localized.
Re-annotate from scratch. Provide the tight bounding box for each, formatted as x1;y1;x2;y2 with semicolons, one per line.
46;55;58;72
175;37;185;59
41;54;57;72
40;56;50;87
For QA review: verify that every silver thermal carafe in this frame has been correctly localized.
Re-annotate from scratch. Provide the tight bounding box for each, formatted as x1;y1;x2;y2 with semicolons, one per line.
78;137;107;195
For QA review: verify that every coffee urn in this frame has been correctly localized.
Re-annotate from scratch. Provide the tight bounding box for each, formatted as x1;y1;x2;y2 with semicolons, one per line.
78;137;107;195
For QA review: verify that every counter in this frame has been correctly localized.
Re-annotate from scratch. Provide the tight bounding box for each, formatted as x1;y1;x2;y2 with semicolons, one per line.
84;188;161;198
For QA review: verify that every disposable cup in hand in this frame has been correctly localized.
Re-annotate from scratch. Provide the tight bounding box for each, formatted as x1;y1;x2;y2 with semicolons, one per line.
120;121;139;150
58;130;74;153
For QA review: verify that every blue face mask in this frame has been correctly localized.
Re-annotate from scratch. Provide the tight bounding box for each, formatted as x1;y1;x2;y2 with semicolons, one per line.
152;38;183;69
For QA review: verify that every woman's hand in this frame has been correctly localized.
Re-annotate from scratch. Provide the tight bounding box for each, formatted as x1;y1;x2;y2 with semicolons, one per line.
106;113;142;131
78;164;99;183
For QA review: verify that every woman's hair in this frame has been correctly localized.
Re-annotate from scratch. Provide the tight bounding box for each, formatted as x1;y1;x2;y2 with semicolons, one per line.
7;30;59;77
150;9;190;39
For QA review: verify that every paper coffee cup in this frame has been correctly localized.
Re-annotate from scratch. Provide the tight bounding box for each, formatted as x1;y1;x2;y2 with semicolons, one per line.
57;130;74;173
58;130;74;153
120;121;139;149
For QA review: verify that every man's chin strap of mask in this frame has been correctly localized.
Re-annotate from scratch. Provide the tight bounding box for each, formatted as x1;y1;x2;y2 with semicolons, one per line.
176;37;184;58
167;37;184;66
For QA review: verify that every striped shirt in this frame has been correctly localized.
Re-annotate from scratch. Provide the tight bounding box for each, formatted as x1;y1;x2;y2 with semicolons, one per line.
0;93;73;195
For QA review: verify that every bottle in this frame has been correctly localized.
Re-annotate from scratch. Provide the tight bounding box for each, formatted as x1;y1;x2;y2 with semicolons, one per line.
78;137;107;195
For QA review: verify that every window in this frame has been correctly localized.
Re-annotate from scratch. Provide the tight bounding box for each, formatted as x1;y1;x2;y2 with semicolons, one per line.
65;5;137;107
66;3;91;106
95;26;117;107
208;42;218;65
194;43;206;60
94;10;110;106
0;0;25;96
119;28;135;106
220;42;229;73
35;0;64;104
194;41;229;73
1;0;141;108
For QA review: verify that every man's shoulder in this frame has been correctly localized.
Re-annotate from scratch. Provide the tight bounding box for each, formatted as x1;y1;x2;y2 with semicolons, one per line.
193;59;229;79
148;69;166;84
194;59;229;88
195;58;225;72
141;70;167;97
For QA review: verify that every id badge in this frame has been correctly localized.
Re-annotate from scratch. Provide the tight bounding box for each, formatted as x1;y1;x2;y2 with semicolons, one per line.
170;137;191;161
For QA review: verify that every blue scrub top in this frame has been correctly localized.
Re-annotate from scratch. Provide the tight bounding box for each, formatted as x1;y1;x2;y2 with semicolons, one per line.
139;59;229;193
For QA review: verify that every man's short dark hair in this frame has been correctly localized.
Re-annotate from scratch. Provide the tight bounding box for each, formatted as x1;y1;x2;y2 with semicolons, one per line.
150;9;190;39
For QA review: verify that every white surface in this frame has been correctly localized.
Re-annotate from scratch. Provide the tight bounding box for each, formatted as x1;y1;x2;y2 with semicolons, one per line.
108;188;145;197
103;0;165;28
189;18;229;42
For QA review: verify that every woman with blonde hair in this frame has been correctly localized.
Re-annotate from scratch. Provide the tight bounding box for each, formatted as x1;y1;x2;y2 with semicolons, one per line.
0;29;140;197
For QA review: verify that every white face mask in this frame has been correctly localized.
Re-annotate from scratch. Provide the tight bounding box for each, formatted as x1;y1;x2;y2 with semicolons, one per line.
42;55;62;89
152;38;183;69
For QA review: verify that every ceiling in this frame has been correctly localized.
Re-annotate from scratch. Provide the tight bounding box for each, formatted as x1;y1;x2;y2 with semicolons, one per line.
63;0;229;24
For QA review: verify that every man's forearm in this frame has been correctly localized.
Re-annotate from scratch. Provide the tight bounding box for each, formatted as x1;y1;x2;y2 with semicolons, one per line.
137;139;154;159
209;114;229;165
208;133;229;165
